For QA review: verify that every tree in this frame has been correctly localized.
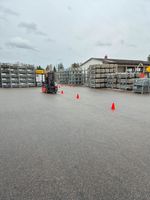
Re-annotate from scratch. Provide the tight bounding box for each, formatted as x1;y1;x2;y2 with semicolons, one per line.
71;63;80;69
147;55;150;62
37;65;43;70
36;65;44;70
46;64;53;72
58;63;64;71
53;66;57;72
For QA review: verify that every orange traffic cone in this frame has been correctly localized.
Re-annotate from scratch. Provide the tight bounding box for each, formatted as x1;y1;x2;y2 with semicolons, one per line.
61;90;64;94
111;102;116;111
76;93;80;100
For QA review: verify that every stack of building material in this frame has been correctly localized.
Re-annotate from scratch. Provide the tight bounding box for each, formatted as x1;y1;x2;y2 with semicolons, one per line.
0;63;36;88
0;66;2;87
57;68;84;85
26;65;36;87
106;73;118;89
88;64;115;88
106;73;139;90
57;70;69;84
68;69;83;85
0;63;11;88
10;64;19;88
82;69;88;86
86;69;90;87
117;73;139;90
19;65;27;87
133;78;150;94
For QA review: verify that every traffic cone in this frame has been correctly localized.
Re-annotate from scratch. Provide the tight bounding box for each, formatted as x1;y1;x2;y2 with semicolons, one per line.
61;90;64;94
76;93;80;100
111;102;116;111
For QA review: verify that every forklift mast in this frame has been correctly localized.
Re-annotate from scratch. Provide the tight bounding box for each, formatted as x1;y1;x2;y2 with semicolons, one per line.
42;70;58;94
45;72;55;86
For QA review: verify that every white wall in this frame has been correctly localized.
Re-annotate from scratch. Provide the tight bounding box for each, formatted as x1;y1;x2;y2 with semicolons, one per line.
80;59;103;70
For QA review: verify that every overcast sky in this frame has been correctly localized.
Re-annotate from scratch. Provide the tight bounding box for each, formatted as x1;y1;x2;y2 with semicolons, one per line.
0;0;150;67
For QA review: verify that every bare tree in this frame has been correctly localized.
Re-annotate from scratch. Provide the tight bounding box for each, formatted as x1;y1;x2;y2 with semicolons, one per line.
71;63;80;69
58;63;64;71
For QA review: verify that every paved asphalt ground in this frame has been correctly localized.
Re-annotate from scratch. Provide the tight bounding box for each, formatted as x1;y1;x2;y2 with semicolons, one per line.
0;86;150;200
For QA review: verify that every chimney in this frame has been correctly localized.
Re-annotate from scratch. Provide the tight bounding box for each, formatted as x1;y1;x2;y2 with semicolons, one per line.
104;55;108;59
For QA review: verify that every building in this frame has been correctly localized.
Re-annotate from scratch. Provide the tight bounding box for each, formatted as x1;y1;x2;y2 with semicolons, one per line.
80;56;150;72
0;63;36;88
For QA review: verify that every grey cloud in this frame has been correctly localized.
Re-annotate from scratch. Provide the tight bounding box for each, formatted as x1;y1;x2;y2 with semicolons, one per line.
68;47;75;54
37;31;47;36
67;6;72;11
120;40;137;48
96;41;112;47
6;37;38;51
128;44;137;48
0;0;149;66
120;40;125;45
18;22;37;32
46;38;55;43
4;8;19;16
0;16;7;21
75;36;83;41
0;6;19;16
18;22;46;36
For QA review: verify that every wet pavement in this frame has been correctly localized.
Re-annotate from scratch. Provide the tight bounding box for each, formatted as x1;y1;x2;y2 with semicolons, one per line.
0;86;150;200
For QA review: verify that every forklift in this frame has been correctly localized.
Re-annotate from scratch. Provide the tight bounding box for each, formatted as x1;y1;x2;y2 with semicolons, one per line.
42;70;58;94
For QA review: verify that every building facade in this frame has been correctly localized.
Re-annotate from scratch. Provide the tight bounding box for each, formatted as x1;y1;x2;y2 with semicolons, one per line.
80;57;150;72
